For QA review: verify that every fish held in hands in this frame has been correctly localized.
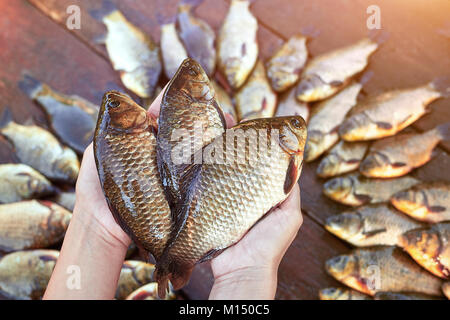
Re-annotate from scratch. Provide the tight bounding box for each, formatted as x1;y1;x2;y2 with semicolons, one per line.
275;86;310;123
319;287;371;300
160;23;188;79
94;91;172;261
390;182;450;223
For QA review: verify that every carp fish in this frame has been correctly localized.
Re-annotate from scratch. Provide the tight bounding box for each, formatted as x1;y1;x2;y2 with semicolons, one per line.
19;74;98;154
125;282;175;300
0;164;55;203
115;260;155;300
0;110;80;184
390;182;450;223
360;123;450;178
323;173;419;206
296;38;378;102
234;60;277;121
304;82;362;162
325;204;423;247
160;23;188;79
339;79;449;141
317;140;369;178
92;1;161;98
399;222;450;279
177;3;216;76
325;246;443;296
218;0;258;90
48;190;76;212
319;287;371;300
154;116;307;297
266;34;308;92
0;250;59;300
93;91;172;261
275;87;310;123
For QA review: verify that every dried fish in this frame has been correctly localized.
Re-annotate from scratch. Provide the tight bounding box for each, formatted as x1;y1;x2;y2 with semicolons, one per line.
160;23;188;79
48;190;76;212
275;86;310;123
115;260;155;300
212;80;237;122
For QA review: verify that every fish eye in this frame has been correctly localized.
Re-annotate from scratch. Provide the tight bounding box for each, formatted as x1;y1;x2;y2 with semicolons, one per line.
290;118;302;129
108;100;120;108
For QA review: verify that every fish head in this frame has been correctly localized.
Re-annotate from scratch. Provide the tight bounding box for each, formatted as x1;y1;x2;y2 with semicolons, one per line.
325;212;363;241
323;176;353;201
391;189;423;215
339;114;373;141
295;74;336;102
319;287;349;300
317;154;340;177
303;130;325;162
278;116;308;156
359;152;391;177
325;254;357;281
57;157;80;183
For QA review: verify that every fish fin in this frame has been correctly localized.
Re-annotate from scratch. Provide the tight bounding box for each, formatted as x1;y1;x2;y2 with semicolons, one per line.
429;205;446;213
89;0;117;21
362;228;386;237
375;121;393;130
368;29;390;45
0;107;14;129
430;76;450;97
198;248;225;263
154;260;194;298
353;193;372;204
18;73;43;98
392;162;407;168
284;156;301;194
435;122;450;141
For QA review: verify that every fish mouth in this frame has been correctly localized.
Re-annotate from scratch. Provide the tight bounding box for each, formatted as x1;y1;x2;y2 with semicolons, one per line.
325;213;362;239
325;254;354;279
323;177;352;200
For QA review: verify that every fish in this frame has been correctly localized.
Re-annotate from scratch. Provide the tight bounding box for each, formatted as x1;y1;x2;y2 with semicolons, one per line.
317;140;369;178
93;91;172;262
325;204;423;247
319;287;371;300
115;260;155;300
19;74;98;154
234;60;277;121
0;163;55;203
390;182;450;223
374;292;443;300
0;110;80;184
296;38;378;102
154;116;307;297
218;0;258;90
125;282;176;300
91;1;161;98
443;282;450;299
212;80;237;122
339;79;449;141
125;242;137;259
160;23;188;79
359;123;450;178
399;222;450;279
177;4;216;76
323;173;420;206
325;246;443;296
304;82;362;162
275;86;310;123
266;34;308;92
0;250;59;300
157;58;225;210
48;190;76;212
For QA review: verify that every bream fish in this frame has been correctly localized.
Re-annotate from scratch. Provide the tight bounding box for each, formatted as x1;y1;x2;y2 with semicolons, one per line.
275;86;310;123
115;260;155;300
319;287;371;300
125;282;175;300
160;23;188;79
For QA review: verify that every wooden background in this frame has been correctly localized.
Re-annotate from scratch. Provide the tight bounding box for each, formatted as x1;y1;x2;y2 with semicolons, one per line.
0;0;449;299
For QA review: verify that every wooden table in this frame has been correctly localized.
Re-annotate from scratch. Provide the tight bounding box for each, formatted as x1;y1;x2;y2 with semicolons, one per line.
0;0;449;299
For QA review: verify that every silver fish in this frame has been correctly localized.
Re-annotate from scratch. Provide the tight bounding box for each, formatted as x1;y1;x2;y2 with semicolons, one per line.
275;86;310;123
160;23;188;79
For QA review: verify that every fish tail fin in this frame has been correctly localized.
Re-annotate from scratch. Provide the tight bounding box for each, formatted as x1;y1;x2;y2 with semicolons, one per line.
368;29;390;45
18;73;43;99
430;76;450;97
0;107;13;129
435;122;450;141
154;259;193;298
89;0;117;21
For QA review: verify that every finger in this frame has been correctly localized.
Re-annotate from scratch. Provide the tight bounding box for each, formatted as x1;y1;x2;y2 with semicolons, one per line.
147;83;169;118
224;113;237;128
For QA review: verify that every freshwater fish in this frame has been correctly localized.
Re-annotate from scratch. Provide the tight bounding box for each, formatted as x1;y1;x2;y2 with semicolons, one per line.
19;74;98;154
212;80;237;122
0;250;59;300
319;287;371;300
0;164;55;203
218;0;258;90
360;123;450;178
325;204;423;247
92;1;161;98
48;190;76;212
115;260;155;300
374;292;443;300
125;282;175;300
391;182;450;223
0;200;71;252
275;87;310;123
0;110;80;184
266;34;308;92
234;61;277;121
304;82;362;161
154;116;307;297
296;38;377;102
399;222;450;279
94;91;172;261
443;282;450;299
317;140;369;178
325;246;443;296
160;23;188;79
339;79;448;141
177;4;216;76
323;173;419;206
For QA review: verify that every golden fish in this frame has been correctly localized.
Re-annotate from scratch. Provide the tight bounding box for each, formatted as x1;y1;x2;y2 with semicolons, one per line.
399;222;450;279
325;246;443;296
48;190;76;212
319;287;371;300
360;123;450;178
266;34;308;92
125;282;175;300
0;110;80;184
154;116;307;297
275;86;310;123
19;74;98;154
115;260;155;300
212;80;237;122
0;200;71;252
391;182;450;223
0;164;55;203
234;60;277;121
443;282;450;299
339;80;447;141
304;82;362;162
93;2;161;98
94;91;172;261
317;140;369;178
0;250;59;300
374;292;443;300
177;4;216;76
160;23;188;79
325;204;423;247
323;173;419;206
218;0;258;90
296;38;377;102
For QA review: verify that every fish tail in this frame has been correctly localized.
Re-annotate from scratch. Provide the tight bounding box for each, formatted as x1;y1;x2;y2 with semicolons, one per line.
154;259;193;298
89;0;117;21
435;122;450;141
430;76;450;97
18;73;43;99
0;107;13;129
368;29;390;45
